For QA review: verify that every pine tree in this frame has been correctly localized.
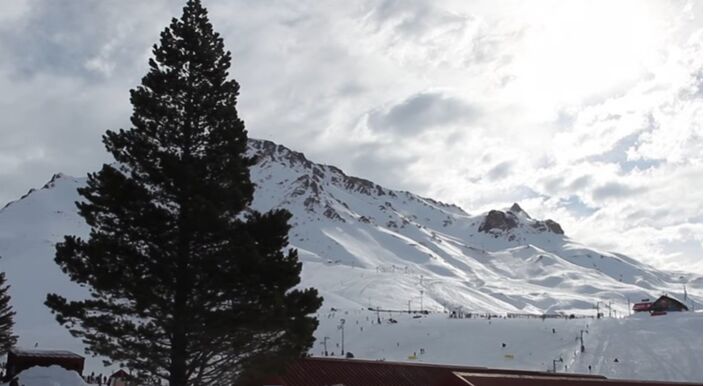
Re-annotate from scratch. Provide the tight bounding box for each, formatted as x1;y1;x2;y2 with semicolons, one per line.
45;1;322;385
0;262;18;352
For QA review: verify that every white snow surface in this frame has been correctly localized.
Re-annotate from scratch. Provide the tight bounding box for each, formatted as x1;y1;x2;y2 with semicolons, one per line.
313;309;702;383
3;365;88;386
0;139;701;382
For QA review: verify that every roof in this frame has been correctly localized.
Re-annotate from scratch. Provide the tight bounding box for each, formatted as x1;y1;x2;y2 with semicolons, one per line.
267;357;606;386
657;294;685;302
267;358;701;386
653;295;688;310
453;372;702;386
9;348;84;360
110;369;130;379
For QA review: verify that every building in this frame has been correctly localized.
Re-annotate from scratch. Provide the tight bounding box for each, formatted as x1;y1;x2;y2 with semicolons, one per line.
259;357;700;386
632;301;653;313
108;369;130;386
631;295;688;314
4;348;84;381
650;295;688;313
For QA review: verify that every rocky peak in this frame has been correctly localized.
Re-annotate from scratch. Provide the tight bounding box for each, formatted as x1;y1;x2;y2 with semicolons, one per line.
248;138;393;199
478;210;519;233
248;139;314;170
479;203;565;236
42;173;67;190
544;219;564;235
508;202;530;218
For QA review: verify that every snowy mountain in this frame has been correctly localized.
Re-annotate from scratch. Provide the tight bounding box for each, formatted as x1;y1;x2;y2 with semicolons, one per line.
244;139;701;315
0;138;701;381
1;139;700;316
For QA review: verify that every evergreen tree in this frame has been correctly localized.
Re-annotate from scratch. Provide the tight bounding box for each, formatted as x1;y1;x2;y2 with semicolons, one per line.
0;262;18;353
45;1;322;385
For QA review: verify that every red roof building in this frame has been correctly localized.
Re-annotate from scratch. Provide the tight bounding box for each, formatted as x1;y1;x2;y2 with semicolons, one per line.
632;295;689;314
260;357;701;386
632;302;653;312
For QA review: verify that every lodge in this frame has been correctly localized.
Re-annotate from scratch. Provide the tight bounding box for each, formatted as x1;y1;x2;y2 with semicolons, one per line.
3;348;84;381
260;357;701;386
632;295;689;315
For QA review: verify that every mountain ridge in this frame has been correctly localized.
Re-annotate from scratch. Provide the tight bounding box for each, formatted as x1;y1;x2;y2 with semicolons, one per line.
1;138;701;319
2;137;701;382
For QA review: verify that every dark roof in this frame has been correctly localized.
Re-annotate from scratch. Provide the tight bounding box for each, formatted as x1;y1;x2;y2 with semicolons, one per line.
266;357;606;386
267;358;702;386
9;349;84;359
110;369;130;379
652;295;688;310
454;372;702;386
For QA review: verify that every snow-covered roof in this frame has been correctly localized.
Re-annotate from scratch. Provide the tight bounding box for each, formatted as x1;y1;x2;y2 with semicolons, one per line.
10;348;84;359
15;365;88;386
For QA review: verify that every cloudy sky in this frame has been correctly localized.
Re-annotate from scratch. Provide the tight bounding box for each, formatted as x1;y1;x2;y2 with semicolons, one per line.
0;0;701;273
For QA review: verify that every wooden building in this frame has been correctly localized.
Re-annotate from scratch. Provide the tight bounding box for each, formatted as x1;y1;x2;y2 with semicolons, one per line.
631;295;688;314
108;369;130;386
650;295;688;313
4;348;84;381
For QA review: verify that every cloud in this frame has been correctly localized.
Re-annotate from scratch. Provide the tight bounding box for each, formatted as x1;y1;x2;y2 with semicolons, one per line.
367;92;479;134
568;175;593;191
591;182;646;201
347;142;421;192
0;0;170;80
361;0;502;69
486;160;513;181
0;0;700;273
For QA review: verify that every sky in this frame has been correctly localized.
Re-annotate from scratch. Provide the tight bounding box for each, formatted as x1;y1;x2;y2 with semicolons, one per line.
0;0;701;273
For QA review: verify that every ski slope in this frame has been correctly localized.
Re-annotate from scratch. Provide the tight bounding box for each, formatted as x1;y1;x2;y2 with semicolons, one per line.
312;309;703;383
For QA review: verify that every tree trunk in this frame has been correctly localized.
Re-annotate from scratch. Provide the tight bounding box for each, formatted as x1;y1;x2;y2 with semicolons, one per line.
171;210;191;386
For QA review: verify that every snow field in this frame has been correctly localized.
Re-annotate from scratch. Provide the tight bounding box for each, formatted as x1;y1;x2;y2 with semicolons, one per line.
1;365;88;386
312;308;703;383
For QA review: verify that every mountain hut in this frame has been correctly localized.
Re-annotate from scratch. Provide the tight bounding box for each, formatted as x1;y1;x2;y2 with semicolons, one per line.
4;348;84;381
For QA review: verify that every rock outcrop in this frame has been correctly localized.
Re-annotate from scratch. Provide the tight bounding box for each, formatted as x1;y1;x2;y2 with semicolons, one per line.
479;203;565;236
478;210;518;233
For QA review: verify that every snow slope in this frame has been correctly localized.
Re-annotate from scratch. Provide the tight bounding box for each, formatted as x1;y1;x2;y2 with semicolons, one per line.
1;365;88;386
0;138;701;381
244;140;701;315
312;309;702;383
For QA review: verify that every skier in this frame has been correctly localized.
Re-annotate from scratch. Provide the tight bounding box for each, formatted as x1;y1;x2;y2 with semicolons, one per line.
588;365;592;373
